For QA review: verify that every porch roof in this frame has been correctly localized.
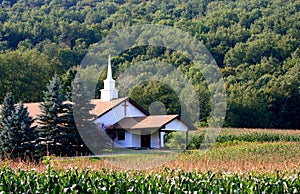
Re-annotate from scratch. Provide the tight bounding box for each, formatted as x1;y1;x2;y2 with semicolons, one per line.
112;115;197;131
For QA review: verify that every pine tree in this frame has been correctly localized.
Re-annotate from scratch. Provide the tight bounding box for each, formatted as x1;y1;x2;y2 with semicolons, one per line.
63;101;89;156
72;77;101;155
37;74;68;156
14;102;38;160
0;94;37;160
0;93;16;159
57;100;88;156
37;74;88;157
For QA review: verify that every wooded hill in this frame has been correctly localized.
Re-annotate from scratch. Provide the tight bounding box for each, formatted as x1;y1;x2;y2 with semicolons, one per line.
0;0;299;128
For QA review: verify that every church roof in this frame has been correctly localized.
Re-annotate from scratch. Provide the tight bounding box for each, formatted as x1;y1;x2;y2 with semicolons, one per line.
113;115;197;131
21;97;149;125
24;102;42;120
90;97;128;117
23;98;131;120
13;98;196;131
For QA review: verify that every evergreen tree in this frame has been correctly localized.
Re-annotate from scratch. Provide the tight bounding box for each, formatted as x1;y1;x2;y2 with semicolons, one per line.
0;93;16;159
13;102;37;160
37;74;71;156
68;101;91;156
59;100;88;156
72;77;102;155
37;74;87;157
0;94;37;160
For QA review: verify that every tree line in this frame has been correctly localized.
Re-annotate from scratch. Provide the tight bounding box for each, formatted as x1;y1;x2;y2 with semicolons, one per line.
0;0;299;128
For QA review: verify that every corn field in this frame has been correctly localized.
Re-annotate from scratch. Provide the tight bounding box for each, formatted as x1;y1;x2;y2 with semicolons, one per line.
0;164;299;193
187;132;300;149
1;129;299;193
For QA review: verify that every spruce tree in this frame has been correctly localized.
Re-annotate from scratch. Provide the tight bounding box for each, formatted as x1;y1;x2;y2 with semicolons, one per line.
61;77;89;156
37;74;68;156
14;102;37;160
0;93;16;159
37;74;86;157
63;101;89;156
0;94;37;160
72;77;101;155
57;100;88;156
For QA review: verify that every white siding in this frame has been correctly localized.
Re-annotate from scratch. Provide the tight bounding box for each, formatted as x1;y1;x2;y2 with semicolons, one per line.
93;99;148;148
164;119;188;131
160;132;166;147
126;102;146;117
151;132;159;148
132;133;141;147
94;99;146;126
93;103;124;126
114;131;133;147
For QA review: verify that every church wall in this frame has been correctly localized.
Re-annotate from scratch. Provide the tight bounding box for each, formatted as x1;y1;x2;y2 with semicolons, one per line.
126;102;146;117
151;132;159;148
94;103;125;126
164;119;188;131
114;131;133;148
93;99;148;148
132;133;141;147
93;100;146;127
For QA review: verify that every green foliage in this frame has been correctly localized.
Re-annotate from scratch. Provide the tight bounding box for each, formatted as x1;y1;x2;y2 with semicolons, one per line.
71;77;99;155
0;93;37;160
164;132;187;149
130;80;180;115
11;102;38;160
37;74;79;157
0;166;299;193
188;132;300;149
0;49;54;102
0;93;16;158
0;0;298;128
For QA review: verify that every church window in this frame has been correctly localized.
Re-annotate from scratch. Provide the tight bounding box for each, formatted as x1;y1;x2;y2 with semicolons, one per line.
118;131;125;140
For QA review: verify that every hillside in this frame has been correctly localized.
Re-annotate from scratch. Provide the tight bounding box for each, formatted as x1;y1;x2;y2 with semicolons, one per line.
0;0;299;128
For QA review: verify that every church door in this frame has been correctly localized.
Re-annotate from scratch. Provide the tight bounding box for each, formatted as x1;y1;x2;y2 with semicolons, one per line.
141;134;151;148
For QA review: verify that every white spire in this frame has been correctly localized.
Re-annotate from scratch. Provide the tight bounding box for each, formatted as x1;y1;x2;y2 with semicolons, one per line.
100;54;119;101
106;54;113;80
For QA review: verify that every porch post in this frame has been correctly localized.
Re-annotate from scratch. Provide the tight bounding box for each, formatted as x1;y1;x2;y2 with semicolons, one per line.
158;130;161;149
185;130;188;149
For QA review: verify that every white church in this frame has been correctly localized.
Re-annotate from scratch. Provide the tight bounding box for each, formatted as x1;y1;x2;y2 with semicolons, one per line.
90;55;197;149
25;55;197;149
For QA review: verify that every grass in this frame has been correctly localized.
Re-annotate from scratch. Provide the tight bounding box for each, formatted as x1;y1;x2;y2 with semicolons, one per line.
1;141;299;173
176;141;300;173
91;141;300;172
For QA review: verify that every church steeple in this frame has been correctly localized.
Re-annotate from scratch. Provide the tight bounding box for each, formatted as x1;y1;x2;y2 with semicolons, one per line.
106;54;113;80
100;55;119;101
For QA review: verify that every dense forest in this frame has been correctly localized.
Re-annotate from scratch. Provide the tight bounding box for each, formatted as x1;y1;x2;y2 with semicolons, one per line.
0;0;299;128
